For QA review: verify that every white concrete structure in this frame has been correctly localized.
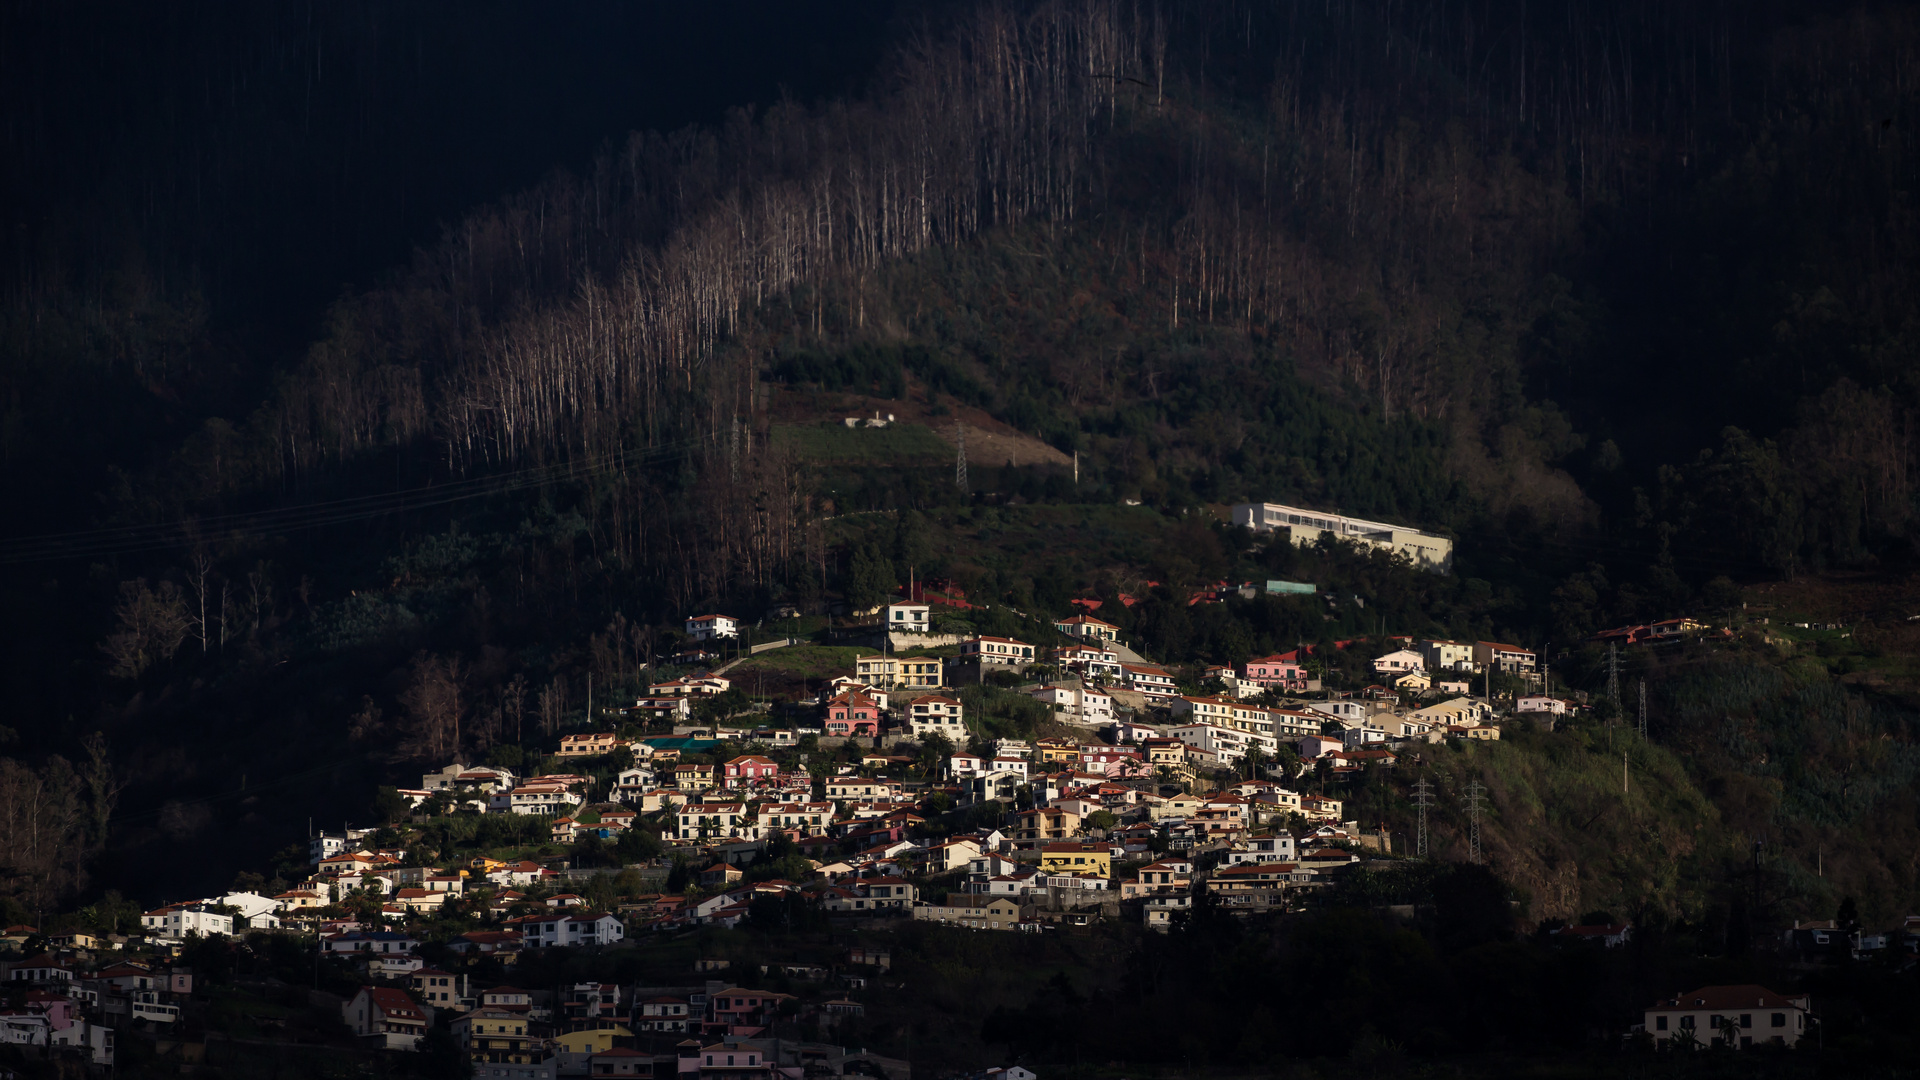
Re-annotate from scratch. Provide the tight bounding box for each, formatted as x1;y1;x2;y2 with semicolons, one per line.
1231;502;1452;573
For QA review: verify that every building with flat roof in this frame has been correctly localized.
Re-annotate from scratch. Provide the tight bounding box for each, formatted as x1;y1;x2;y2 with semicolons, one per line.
1230;502;1452;573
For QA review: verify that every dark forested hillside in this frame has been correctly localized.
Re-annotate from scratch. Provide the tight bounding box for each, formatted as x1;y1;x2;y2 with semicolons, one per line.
3;0;1920;915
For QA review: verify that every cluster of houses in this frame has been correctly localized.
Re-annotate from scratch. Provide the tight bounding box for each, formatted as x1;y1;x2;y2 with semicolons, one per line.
0;591;1792;1071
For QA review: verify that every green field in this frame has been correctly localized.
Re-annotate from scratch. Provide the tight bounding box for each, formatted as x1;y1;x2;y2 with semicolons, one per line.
771;421;952;463
731;644;867;681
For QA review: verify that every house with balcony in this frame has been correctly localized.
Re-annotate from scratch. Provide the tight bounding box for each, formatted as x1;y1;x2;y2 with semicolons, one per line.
960;636;1036;666
721;755;779;788
856;654;945;690
1474;640;1536;674
452;1006;545;1070
557;732;620;758
1054;614;1121;643
1054;644;1123;680
518;911;625;949
675;802;755;842
1122;664;1179;698
343;987;428;1051
906;694;965;740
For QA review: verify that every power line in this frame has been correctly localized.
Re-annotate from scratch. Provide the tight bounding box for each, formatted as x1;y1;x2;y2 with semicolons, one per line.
0;438;703;565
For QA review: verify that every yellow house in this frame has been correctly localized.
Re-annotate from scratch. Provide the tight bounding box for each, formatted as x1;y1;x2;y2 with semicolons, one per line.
554;1026;633;1055
452;1007;539;1065
1039;842;1111;877
1036;739;1079;764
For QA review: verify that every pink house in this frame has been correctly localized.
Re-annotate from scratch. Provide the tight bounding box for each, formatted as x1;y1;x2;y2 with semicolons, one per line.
1241;655;1307;689
825;691;882;737
722;755;780;787
22;990;74;1031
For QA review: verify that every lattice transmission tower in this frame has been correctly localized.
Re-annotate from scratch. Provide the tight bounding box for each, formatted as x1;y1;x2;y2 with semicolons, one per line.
1464;780;1489;863
1413;777;1435;858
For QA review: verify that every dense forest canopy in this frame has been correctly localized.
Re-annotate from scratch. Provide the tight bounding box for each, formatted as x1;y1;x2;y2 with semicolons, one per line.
1;0;1918;911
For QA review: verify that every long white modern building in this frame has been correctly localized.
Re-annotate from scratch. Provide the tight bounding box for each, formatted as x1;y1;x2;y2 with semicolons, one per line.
1231;502;1453;573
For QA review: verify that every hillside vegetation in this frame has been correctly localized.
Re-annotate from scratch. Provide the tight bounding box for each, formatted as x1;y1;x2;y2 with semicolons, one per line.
0;0;1917;928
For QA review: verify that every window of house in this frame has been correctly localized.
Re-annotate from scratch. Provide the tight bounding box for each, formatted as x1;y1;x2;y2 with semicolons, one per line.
1772;1013;1786;1027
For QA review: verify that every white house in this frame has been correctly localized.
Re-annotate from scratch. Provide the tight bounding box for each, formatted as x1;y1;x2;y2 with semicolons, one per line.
960;636;1036;665
1122;664;1179;698
1054;644;1123;680
907;694;966;740
1030;684;1113;724
1419;639;1479;672
519;911;624;949
756;801;832;836
886;602;932;631
1168;723;1276;764
684;614;740;641
1308;700;1364;722
140;904;233;941
675;801;755;842
1516;695;1574;716
1371;649;1424;675
217;892;284;930
492;781;585;816
1054;614;1121;643
613;765;658;803
1644;985;1809;1049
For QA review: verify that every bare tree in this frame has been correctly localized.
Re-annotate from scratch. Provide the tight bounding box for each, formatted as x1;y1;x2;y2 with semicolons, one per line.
399;653;468;762
101;579;192;679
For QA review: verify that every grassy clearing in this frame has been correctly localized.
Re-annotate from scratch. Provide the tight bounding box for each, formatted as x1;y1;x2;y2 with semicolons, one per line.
772;422;951;463
731;645;866;681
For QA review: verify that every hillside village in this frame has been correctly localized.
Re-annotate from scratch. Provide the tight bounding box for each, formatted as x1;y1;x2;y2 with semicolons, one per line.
7;557;1895;1077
